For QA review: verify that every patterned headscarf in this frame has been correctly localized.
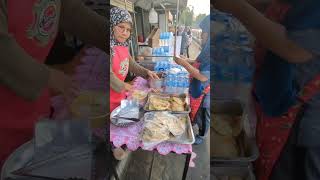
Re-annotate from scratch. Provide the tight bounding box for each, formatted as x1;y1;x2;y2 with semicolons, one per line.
110;7;133;56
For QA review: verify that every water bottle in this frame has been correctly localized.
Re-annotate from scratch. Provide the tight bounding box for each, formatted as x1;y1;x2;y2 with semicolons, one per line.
164;61;168;72
160;47;165;56
154;61;159;72
181;77;188;94
238;34;250;47
219;47;234;82
173;74;178;94
239;47;254;83
176;80;183;95
164;32;169;53
153;48;157;56
165;80;173;94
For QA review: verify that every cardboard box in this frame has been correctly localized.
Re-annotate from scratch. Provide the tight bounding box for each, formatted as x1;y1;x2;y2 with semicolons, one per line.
147;27;160;48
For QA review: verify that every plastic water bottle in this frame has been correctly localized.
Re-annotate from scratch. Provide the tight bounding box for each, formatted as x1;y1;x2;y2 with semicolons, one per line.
165;75;174;94
238;34;250;47
238;47;254;83
165;33;169;54
160;47;165;56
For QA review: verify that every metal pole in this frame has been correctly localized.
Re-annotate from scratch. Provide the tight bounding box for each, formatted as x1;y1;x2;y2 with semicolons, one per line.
133;10;139;56
141;8;145;39
124;0;136;59
174;0;180;57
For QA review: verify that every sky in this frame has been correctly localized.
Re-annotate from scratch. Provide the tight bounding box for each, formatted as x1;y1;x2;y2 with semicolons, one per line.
187;0;210;16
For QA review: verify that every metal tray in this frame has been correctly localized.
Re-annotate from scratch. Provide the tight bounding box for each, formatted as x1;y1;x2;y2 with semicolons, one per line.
210;99;259;166
143;93;191;114
142;112;195;145
211;164;256;180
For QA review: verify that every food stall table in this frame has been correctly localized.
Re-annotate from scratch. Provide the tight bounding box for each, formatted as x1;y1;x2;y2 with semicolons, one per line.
110;119;193;180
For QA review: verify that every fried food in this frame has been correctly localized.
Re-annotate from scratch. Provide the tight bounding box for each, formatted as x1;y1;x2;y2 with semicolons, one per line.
142;121;171;142
167;116;186;136
149;96;171;110
212;115;243;137
141;112;187;142
210;127;239;158
170;97;186;111
132;90;148;101
171;97;184;105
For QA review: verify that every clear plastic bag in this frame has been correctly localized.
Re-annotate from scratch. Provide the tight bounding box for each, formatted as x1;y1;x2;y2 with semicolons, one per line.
34;118;92;162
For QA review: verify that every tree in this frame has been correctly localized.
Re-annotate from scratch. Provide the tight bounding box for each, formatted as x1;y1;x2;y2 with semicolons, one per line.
193;13;207;27
179;6;194;27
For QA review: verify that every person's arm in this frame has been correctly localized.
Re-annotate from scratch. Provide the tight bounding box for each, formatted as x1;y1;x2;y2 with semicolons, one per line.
128;56;159;79
60;0;106;52
246;0;271;11
179;55;196;64
0;3;50;101
128;56;149;78
213;0;314;63
174;57;208;82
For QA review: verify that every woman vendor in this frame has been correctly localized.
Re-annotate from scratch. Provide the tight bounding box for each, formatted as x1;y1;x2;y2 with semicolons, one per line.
0;0;106;167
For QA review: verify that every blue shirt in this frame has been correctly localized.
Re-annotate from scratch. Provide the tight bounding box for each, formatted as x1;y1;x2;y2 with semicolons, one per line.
254;0;320;117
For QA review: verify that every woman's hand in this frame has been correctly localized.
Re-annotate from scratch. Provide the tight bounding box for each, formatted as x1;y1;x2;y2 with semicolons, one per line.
124;83;133;91
136;55;144;62
48;68;79;102
147;70;160;80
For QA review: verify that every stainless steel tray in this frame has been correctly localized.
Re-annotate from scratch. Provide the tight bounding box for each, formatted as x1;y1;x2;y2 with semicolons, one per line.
142;112;195;145
143;93;191;114
210;99;259;166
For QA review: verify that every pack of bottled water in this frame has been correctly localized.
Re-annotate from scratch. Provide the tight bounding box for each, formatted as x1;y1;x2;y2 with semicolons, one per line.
159;32;174;56
163;65;189;95
153;60;190;95
154;60;172;72
212;9;255;101
151;32;174;62
151;31;189;95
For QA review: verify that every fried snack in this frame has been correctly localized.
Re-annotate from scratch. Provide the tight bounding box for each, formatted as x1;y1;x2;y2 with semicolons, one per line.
212;115;233;136
141;112;187;142
210;127;239;158
166;116;186;136
171;97;184;105
170;97;186;111
212;114;243;137
229;116;242;137
142;121;171;142
149;96;171;110
132;90;148;101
